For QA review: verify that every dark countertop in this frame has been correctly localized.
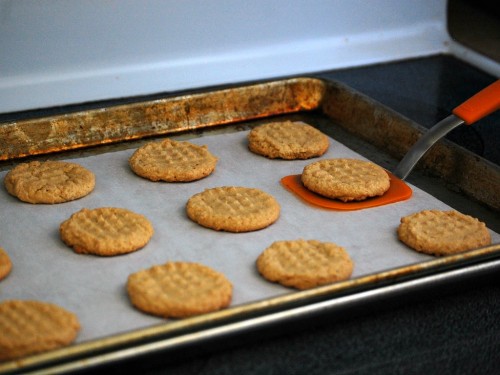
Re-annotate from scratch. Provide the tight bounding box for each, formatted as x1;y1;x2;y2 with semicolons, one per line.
78;55;500;375
320;55;499;166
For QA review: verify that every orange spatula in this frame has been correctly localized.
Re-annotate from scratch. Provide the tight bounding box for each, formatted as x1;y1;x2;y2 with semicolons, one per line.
394;79;500;179
282;79;500;210
281;171;412;210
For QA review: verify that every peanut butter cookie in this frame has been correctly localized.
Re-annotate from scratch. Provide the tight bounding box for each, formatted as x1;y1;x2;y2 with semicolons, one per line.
256;239;353;290
0;300;80;361
127;262;232;318
186;186;280;232
129;139;217;182
4;161;95;204
248;121;329;159
0;247;12;281
398;209;491;256
301;158;390;202
60;207;154;256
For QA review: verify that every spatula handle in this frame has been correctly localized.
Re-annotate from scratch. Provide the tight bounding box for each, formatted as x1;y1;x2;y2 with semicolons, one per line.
452;79;500;125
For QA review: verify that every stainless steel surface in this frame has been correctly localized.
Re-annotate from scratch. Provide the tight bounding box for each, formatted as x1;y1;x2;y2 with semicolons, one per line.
393;114;465;179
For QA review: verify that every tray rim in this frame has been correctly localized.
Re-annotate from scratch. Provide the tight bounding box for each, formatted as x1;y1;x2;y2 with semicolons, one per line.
0;76;325;162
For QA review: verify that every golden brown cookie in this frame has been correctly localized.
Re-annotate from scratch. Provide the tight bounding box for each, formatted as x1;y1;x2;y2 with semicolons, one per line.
186;186;280;232
4;161;95;204
398;209;492;256
248;121;329;159
256;239;353;290
0;247;12;281
0;300;80;361
301;158;390;202
129;139;218;182
127;262;232;318
60;207;154;256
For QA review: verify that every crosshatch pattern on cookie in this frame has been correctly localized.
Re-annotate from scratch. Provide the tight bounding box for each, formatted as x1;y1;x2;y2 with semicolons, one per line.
186;186;280;232
60;207;154;256
0;300;80;361
398;209;491;256
129;139;218;182
257;239;354;290
127;262;233;318
301;158;390;201
248;121;329;159
4;161;95;204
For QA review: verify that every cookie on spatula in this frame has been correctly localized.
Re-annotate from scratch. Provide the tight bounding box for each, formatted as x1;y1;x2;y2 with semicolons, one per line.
127;262;232;318
0;300;80;361
301;158;390;202
398;209;491;256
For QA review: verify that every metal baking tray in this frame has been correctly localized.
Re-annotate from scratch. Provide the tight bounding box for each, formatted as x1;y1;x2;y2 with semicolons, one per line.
1;77;499;374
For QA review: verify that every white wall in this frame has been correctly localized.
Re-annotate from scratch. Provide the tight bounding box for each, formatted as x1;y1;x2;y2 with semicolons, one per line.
0;0;451;113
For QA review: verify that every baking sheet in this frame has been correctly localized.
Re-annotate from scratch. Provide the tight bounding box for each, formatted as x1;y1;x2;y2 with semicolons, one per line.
1;128;499;345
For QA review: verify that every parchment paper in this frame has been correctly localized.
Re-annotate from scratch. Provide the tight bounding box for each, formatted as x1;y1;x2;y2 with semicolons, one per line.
1;130;498;343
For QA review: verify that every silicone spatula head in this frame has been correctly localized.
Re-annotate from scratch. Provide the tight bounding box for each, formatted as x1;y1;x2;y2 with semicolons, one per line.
281;171;412;211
